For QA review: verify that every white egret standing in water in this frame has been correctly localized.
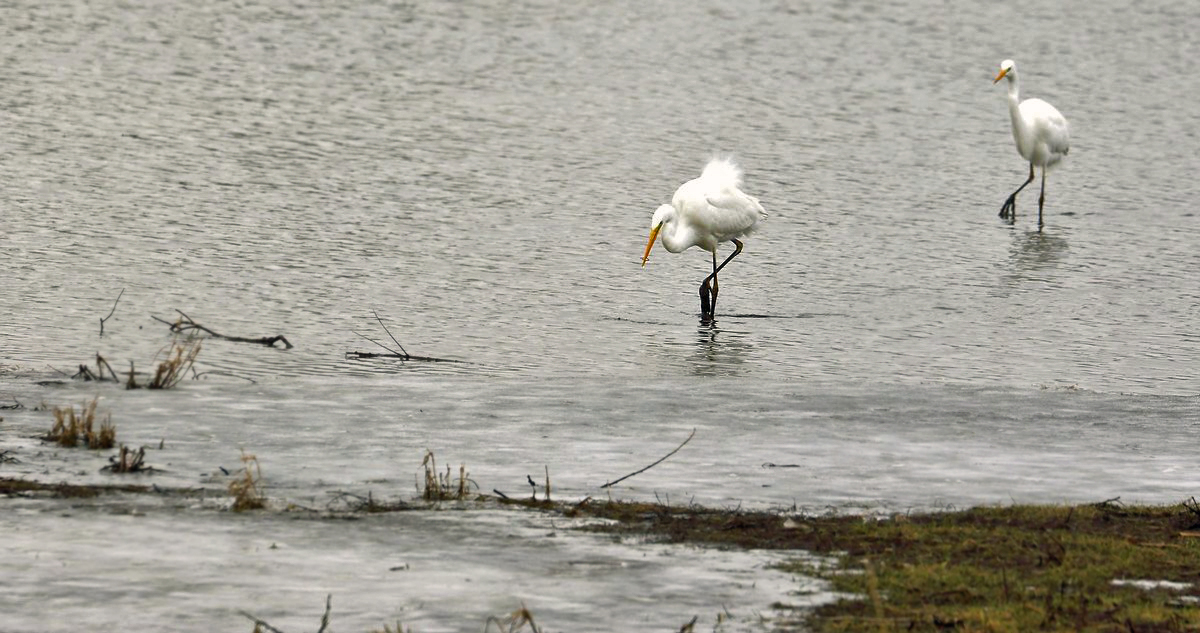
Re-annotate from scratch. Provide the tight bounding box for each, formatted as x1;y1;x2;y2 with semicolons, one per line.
994;59;1071;230
641;158;767;320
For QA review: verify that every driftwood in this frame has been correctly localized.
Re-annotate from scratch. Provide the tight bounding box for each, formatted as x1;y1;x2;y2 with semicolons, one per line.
152;310;292;349
345;310;461;363
600;428;696;489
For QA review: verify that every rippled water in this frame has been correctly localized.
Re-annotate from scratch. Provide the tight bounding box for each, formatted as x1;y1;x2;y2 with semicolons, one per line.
3;0;1199;630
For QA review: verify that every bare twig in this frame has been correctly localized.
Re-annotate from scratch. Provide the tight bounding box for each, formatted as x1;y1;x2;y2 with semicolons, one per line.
71;362;110;382
104;445;149;473
601;428;696;489
484;603;542;633
373;309;409;358
99;288;124;336
348;309;463;362
152;310;293;349
238;611;288;633
96;354;121;382
345;311;467;363
353;331;404;356
317;594;331;633
345;350;462;362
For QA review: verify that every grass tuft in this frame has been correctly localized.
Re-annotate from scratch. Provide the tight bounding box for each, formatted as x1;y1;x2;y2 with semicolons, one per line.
420;450;473;501
105;445;148;473
46;397;115;449
560;499;1200;633
484;603;542;633
228;451;266;511
370;623;412;633
141;338;202;389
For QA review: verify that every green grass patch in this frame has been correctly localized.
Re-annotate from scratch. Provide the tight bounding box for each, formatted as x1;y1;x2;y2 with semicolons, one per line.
558;498;1200;632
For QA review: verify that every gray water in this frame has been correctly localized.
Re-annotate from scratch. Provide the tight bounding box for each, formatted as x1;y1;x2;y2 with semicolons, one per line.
3;0;1199;630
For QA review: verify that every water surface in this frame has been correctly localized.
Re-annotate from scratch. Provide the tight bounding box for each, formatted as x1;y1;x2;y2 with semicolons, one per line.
2;0;1199;630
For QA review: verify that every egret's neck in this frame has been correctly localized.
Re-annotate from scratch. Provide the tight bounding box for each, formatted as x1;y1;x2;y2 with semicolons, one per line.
1005;77;1024;135
658;218;696;254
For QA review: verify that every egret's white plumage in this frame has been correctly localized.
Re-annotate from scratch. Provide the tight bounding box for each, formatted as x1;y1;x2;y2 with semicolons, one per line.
994;59;1070;228
641;158;767;319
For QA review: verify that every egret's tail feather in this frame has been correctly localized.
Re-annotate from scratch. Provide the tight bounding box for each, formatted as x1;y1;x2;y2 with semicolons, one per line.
700;157;743;189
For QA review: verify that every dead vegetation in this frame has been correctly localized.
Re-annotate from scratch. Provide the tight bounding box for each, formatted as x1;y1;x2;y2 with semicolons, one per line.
103;445;150;473
153;309;292;349
324;490;410;513
68;340;202;389
139;339;202;389
484;603;542;633
46;396;116;449
241;594;546;633
228;451;266;511
420;449;474;501
369;623;412;633
345;310;462;363
0;477;152;498
242;594;331;633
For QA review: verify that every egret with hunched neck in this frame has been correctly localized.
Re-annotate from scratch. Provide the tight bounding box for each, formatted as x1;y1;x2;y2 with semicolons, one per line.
641;158;767;321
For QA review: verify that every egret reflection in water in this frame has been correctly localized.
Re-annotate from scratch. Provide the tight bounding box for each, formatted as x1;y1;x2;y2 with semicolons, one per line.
691;322;753;376
1004;229;1070;286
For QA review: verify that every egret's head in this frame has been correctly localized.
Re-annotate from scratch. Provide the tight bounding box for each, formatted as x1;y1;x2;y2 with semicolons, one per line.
993;59;1015;84
641;204;674;267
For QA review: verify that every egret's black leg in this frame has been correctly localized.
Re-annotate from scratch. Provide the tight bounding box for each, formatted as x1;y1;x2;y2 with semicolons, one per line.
1000;163;1035;221
699;251;717;321
1037;166;1046;231
699;239;744;319
710;239;744;278
710;251;720;314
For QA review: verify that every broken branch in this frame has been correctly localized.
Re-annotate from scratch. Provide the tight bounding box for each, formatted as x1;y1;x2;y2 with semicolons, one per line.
345;311;462;363
601;428;696;489
100;288;124;336
152;310;292;349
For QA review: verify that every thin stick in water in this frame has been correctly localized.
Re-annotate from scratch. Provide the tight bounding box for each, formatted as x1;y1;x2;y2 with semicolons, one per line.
600;428;696;489
100;288;124;336
372;309;409;358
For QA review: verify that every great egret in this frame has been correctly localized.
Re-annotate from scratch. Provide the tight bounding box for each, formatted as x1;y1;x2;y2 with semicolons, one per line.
641;158;767;320
993;59;1070;230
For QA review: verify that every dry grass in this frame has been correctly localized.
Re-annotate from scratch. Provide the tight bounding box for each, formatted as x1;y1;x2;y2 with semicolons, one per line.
105;445;148;473
420;450;473;501
140;338;202;389
228;451;266;511
46;397;115;449
370;623;413;633
484;603;542;633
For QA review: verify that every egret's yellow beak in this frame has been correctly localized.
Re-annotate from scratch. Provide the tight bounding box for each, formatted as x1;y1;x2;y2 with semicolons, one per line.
641;223;662;267
993;68;1009;84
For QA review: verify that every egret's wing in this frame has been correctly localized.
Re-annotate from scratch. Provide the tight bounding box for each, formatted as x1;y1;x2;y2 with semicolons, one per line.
703;189;767;239
1042;113;1070;156
1024;98;1071;156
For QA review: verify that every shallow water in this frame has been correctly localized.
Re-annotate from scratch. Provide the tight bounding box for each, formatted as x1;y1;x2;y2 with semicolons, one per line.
3;0;1200;630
